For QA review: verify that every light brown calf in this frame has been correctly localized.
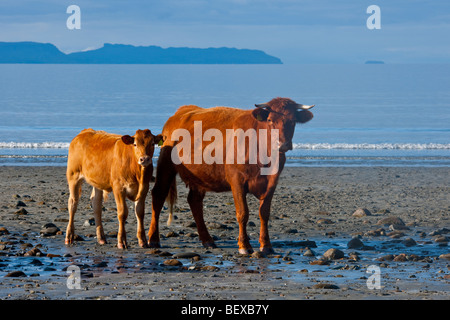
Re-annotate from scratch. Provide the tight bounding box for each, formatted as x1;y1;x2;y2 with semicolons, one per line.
65;128;162;249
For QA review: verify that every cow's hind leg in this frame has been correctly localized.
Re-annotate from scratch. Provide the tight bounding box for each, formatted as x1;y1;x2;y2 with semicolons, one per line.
187;188;216;249
65;173;82;245
91;187;107;245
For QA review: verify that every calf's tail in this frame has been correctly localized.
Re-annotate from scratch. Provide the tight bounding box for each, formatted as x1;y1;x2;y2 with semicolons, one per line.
166;177;177;226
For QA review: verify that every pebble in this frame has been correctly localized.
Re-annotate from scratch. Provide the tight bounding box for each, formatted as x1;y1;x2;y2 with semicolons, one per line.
24;247;42;257
303;248;315;257
83;219;95;227
16;201;27;207
352;208;371;218
401;238;417;247
163;259;182;266
376;216;405;226
251;251;266;259
0;227;9;235
173;252;201;259
312;283;339;290
347;237;364;249
323;248;344;260
317;218;333;225
439;253;450;261
5;271;27;277
14;208;28;215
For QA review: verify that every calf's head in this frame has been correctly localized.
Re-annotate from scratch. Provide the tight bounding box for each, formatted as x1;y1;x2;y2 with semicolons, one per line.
121;129;164;167
252;97;315;152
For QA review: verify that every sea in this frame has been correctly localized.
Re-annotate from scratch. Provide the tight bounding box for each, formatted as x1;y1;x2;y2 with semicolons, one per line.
0;64;449;167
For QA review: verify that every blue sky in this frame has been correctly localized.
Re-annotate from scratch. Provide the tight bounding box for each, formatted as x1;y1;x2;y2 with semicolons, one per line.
0;0;449;63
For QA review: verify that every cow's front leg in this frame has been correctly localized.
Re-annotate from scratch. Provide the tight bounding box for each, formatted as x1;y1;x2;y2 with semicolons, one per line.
134;198;149;248
231;185;252;254
187;188;216;249
113;187;128;249
259;191;275;254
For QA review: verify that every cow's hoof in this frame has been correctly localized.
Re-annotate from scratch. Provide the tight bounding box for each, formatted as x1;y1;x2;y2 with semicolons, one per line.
148;241;161;248
202;241;217;249
97;239;107;245
238;248;254;255
139;241;149;248
117;242;128;249
260;247;275;255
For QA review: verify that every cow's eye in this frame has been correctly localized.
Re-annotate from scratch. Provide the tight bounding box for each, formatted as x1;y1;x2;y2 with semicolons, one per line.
133;144;137;147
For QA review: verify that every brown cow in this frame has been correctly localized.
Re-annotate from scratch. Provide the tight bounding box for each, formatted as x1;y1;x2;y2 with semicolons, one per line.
149;97;315;254
65;128;163;249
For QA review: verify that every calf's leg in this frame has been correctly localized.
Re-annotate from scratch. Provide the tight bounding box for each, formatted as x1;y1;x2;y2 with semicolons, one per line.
113;187;128;249
135;197;149;248
65;174;82;245
91;187;107;245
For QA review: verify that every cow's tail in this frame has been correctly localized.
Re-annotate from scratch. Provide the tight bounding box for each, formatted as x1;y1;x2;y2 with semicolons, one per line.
166;176;177;226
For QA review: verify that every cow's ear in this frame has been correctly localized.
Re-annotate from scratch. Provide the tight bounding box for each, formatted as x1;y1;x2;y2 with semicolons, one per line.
121;135;135;145
252;108;270;121
296;110;314;124
154;134;164;146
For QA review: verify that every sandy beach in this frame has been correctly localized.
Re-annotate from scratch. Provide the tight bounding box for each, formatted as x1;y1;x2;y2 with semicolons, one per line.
0;165;449;301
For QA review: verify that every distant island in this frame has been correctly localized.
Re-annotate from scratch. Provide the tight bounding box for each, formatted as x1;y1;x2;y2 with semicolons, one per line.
365;60;385;64
0;42;282;64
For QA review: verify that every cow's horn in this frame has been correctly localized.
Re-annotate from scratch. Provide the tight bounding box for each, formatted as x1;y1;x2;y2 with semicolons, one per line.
255;103;269;108
296;104;315;110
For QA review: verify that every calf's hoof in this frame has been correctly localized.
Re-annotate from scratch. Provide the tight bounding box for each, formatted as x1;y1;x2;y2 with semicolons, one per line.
202;241;217;249
238;248;254;255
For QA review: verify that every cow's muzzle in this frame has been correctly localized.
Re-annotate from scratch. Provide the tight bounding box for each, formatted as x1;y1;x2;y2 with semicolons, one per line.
139;156;152;167
278;141;293;153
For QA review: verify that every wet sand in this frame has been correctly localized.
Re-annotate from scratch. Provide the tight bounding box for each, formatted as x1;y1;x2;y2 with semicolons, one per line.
0;166;449;300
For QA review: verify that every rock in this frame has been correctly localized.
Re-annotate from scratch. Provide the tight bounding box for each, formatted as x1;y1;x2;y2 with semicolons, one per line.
201;265;220;271
40;223;60;236
347;237;364;249
434;235;449;243
16;201;27;207
323;248;344;260
389;224;409;231
173;252;201;259
185;221;197;228
312;283;339;290
285;228;298;234
352;208;372;218
317;218;333;225
393;254;408;262
24;247;42;257
377;254;395;261
439;253;450;260
298;240;317;248
303;248;315;257
5;271;27;277
310;259;330;265
251;251;266;259
83;219;95;227
163;259;182;266
166;231;179;238
401;238;417;247
158;251;173;257
14;208;28;215
0;227;9;235
376;216;405;226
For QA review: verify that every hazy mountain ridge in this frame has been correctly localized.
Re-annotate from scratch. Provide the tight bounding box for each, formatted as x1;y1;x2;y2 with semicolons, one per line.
0;42;282;64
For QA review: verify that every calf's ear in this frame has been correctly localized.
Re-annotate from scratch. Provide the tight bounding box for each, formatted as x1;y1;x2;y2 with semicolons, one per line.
121;135;135;145
154;134;164;146
296;110;314;124
252;108;270;121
